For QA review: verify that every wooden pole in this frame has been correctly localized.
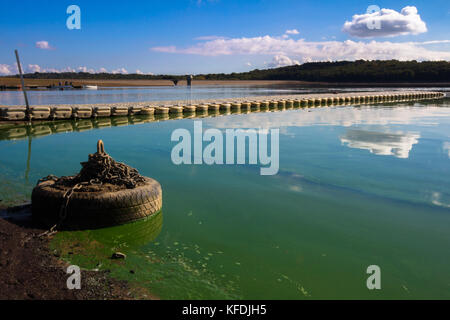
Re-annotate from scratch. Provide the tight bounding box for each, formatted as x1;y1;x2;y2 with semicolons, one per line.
14;49;31;120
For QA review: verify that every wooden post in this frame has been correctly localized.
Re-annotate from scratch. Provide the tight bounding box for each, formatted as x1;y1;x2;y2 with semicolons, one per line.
14;49;31;120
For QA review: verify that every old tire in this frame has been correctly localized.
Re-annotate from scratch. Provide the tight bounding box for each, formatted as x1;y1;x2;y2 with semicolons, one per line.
32;177;162;230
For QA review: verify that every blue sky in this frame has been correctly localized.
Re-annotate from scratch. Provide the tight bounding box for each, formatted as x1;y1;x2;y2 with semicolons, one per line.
0;0;449;75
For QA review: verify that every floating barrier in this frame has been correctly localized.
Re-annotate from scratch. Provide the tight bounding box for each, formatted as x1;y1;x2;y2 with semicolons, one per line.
0;106;27;121
128;106;143;115
220;103;231;111
154;106;169;114
183;105;196;113
196;105;209;112
231;102;241;110
241;102;251;110
0;91;445;123
169;106;183;114
140;107;155;115
0;92;446;142
286;100;294;109
260;101;270;109
52;106;73;119
93;106;111;118
30;106;51;120
111;106;129;116
251;102;261;110
73;106;92;119
208;103;220;111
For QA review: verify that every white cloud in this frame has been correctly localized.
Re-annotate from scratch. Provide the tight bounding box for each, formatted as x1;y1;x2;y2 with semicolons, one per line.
77;66;95;73
0;64;133;74
0;64;13;75
340;129;420;158
135;69;154;75
43;68;61;73
246;62;252;67
195;35;227;41
112;68;128;74
285;29;299;35
342;6;427;38
61;67;76;73
35;41;54;50
151;35;450;61
267;55;300;68
27;64;41;73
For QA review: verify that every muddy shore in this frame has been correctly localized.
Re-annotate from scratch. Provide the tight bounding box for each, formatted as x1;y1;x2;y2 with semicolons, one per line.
0;205;155;300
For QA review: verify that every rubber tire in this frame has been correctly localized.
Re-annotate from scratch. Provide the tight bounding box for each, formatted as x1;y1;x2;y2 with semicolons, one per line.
32;177;162;230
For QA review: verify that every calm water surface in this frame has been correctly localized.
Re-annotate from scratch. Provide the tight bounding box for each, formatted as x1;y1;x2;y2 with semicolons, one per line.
0;98;449;299
1;85;448;105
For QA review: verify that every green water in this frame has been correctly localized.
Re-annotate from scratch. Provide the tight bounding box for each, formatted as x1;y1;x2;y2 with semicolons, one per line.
1;100;449;299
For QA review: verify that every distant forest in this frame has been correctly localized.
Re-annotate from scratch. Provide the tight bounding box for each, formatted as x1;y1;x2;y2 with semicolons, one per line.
6;60;450;83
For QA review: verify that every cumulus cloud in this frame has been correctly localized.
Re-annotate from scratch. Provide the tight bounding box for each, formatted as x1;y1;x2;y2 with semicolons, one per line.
61;67;76;73
342;6;427;38
112;68;128;74
77;66;96;73
267;55;300;68
285;29;299;35
0;64;13;75
340;129;420;158
151;35;450;61
135;69;154;75
0;64;128;74
27;64;41;73
35;41;54;50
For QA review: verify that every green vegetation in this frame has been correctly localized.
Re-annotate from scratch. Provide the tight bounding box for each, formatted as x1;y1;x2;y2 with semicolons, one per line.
4;60;450;83
198;60;450;82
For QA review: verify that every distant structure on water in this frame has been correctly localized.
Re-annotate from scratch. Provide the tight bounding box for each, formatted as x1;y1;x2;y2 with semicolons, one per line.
187;75;193;86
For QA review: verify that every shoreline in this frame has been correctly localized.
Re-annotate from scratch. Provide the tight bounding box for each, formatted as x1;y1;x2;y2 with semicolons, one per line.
1;78;450;88
0;204;156;300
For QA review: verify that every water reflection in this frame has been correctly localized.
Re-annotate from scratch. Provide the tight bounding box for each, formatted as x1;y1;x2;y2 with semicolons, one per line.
0;85;331;106
1;85;447;106
340;129;420;158
90;210;163;248
0;115;160;141
443;142;450;158
211;102;450;129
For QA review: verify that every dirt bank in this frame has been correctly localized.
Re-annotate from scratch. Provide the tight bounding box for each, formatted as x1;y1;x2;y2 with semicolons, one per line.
0;207;154;300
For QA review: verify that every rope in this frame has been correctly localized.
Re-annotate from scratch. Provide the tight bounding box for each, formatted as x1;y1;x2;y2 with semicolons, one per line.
53;139;145;190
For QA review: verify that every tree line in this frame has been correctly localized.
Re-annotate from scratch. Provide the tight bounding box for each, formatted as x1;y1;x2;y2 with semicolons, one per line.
4;60;450;83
